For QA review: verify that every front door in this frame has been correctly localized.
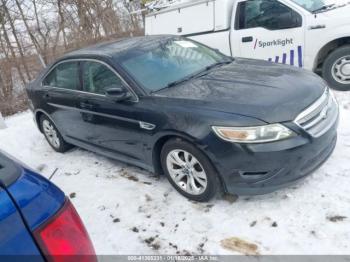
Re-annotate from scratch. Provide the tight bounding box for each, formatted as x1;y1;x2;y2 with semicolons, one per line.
76;60;147;164
231;0;305;67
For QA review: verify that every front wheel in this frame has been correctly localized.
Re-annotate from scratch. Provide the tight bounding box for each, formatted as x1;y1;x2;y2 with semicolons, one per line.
161;139;221;202
322;45;350;91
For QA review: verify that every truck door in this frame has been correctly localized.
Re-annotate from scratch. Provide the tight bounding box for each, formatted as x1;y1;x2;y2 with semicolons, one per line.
231;0;305;67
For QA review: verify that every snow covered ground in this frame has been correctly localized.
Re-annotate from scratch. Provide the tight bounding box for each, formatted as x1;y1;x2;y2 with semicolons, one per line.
1;91;350;255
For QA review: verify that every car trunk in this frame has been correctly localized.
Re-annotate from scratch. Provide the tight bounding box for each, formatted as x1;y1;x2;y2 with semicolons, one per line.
0;151;65;231
0;155;43;256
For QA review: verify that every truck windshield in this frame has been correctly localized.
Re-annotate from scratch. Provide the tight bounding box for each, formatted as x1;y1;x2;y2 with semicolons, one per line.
291;0;348;13
117;37;231;92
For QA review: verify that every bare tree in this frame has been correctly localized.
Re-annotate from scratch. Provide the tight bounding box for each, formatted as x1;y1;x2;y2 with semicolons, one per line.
0;0;146;116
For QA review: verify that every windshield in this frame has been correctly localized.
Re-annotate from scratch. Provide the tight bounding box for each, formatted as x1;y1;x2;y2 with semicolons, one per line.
117;37;230;92
290;0;348;12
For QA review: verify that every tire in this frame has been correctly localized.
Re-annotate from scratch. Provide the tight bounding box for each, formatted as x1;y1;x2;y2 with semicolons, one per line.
161;138;221;202
322;45;350;91
40;115;72;153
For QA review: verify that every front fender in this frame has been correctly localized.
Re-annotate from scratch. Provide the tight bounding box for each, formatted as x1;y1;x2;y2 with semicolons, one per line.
145;107;264;175
308;25;350;70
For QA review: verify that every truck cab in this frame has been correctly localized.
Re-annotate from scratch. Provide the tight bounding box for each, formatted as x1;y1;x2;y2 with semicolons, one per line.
145;0;350;91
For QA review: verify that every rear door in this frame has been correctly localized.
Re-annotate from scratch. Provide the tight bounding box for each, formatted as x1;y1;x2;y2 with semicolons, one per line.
231;0;305;67
41;61;83;140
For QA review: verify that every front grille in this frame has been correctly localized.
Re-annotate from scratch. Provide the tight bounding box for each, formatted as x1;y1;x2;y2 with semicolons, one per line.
295;88;338;137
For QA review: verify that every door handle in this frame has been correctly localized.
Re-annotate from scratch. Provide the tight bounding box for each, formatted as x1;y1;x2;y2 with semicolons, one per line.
242;36;253;43
79;102;94;110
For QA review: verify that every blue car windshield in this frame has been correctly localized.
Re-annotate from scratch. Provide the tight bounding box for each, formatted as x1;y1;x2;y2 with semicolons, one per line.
117;38;229;92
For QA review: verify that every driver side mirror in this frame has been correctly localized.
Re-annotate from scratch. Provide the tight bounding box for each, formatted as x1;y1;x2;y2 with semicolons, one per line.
105;86;132;102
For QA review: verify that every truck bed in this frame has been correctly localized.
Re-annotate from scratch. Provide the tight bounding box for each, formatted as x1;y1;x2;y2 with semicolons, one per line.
145;0;235;36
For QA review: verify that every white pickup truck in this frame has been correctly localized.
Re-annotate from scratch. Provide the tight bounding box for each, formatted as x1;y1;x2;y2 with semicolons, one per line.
145;0;350;90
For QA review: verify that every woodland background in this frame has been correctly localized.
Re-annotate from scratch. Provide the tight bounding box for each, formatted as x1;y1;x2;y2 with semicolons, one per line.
0;0;149;116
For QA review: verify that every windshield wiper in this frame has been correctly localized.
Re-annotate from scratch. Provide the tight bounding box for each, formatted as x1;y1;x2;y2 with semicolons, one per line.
153;59;233;93
165;71;206;89
165;61;232;88
312;3;336;13
205;60;233;71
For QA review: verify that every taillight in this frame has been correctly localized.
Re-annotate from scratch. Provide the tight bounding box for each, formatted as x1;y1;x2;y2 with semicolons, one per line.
34;199;97;262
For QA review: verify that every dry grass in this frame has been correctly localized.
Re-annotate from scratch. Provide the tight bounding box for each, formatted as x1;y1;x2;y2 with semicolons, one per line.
0;92;29;117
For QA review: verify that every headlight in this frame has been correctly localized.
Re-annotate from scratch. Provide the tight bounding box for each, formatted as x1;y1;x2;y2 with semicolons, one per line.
212;124;295;143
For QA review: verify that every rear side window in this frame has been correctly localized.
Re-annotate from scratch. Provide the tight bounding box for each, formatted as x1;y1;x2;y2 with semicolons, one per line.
43;62;80;90
82;61;124;95
236;0;302;30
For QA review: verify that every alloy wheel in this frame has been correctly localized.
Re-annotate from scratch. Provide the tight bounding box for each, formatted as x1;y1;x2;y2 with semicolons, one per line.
166;149;208;195
42;119;61;149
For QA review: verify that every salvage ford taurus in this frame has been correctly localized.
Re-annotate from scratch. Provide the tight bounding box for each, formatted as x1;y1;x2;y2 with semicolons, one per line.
26;36;339;202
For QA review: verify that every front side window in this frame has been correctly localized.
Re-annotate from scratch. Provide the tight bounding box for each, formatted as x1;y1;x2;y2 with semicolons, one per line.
117;37;230;92
43;62;79;90
82;62;124;95
237;0;302;30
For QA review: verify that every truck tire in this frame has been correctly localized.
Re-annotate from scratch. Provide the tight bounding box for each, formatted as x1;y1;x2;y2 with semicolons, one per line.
322;45;350;91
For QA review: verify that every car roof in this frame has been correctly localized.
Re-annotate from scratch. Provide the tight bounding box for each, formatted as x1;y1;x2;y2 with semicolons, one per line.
62;35;175;60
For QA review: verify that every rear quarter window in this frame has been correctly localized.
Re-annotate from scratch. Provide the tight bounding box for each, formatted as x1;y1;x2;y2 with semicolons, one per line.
42;62;80;90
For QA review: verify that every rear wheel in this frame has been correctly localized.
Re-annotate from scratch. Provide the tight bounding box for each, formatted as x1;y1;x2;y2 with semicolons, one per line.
161;139;221;202
40;115;72;153
322;45;350;91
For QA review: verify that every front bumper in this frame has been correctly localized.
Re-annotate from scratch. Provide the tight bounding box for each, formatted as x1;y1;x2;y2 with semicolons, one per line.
204;115;339;195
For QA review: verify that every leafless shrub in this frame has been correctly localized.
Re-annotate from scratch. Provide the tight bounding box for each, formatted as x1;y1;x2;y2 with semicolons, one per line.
0;0;145;116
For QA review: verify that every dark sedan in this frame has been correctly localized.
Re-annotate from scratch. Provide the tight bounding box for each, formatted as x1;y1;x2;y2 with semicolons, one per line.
26;35;339;202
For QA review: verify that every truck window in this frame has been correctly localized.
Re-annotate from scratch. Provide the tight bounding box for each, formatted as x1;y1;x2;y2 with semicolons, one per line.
236;0;302;30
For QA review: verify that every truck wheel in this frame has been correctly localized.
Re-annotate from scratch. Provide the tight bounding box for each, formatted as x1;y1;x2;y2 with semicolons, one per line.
322;45;350;91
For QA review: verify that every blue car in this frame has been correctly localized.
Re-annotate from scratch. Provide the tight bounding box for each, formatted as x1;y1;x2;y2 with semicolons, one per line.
0;151;96;261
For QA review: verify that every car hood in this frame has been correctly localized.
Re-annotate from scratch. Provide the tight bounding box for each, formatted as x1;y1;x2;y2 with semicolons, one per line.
155;58;326;123
321;3;350;18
